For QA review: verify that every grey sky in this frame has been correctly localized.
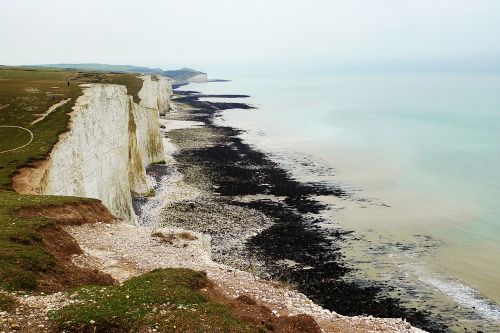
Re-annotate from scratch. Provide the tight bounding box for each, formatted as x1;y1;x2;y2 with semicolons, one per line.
2;0;500;72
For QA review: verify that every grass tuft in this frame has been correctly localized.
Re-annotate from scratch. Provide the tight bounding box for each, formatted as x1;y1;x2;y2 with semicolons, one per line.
152;231;198;244
178;231;198;241
0;293;17;311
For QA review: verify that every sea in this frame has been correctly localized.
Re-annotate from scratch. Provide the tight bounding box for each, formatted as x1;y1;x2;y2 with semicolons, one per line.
183;71;500;332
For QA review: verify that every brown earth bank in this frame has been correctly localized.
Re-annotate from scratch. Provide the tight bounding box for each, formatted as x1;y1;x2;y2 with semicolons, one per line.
11;159;49;194
202;279;321;333
13;201;120;293
2;202;323;332
14;200;121;225
37;224;117;293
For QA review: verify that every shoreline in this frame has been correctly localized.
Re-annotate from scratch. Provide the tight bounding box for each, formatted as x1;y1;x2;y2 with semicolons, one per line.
198;72;500;323
181;76;500;332
138;90;439;332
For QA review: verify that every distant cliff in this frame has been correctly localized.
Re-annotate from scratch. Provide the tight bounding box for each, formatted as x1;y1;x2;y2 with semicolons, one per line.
187;73;208;83
36;75;172;225
162;68;206;81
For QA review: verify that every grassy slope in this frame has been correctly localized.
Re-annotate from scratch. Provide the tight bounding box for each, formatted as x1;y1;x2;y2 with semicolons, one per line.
51;268;261;333
0;191;95;291
0;67;142;289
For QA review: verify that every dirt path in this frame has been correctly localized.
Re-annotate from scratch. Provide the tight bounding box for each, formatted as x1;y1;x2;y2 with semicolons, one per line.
30;98;71;125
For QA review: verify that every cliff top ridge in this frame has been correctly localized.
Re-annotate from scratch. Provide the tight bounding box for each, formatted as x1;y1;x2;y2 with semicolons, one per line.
32;63;206;81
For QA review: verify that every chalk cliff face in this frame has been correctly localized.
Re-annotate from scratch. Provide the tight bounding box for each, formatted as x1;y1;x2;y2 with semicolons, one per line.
187;74;208;83
138;75;173;116
39;76;171;225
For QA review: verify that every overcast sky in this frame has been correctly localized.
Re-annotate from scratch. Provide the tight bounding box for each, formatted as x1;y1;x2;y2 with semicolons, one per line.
2;0;500;72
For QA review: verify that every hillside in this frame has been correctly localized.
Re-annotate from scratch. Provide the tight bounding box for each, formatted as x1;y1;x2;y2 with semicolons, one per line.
36;63;205;81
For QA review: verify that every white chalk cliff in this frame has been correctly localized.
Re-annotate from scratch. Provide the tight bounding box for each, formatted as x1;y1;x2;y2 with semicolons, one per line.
187;73;208;83
39;75;172;225
138;75;173;116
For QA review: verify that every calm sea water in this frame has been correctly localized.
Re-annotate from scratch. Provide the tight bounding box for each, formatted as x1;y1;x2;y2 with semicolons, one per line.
186;72;500;330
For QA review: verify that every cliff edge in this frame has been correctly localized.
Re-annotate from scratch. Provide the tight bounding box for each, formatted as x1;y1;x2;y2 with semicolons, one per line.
15;75;172;225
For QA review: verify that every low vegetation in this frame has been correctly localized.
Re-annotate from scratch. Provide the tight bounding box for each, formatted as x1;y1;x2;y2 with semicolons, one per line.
0;66;143;190
0;293;17;311
0;66;147;291
0;191;95;291
50;268;261;333
108;73;144;104
152;230;198;244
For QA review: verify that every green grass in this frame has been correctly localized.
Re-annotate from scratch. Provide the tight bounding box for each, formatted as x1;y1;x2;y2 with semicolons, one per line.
109;73;144;104
0;67;147;291
0;191;96;291
0;191;95;212
51;268;262;333
0;212;54;290
0;67;81;190
0;293;17;311
0;127;32;152
0;67;145;190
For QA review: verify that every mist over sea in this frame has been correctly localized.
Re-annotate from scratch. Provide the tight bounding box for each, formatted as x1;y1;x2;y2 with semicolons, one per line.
185;71;500;331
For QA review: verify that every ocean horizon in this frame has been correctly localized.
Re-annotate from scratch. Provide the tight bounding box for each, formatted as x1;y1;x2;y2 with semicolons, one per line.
185;71;500;332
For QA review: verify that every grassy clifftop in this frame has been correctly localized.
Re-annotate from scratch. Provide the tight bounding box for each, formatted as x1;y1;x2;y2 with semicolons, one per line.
0;66;144;189
0;66;142;289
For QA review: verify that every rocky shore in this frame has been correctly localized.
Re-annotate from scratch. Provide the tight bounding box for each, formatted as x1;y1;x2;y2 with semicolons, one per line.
129;92;429;332
146;87;449;331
